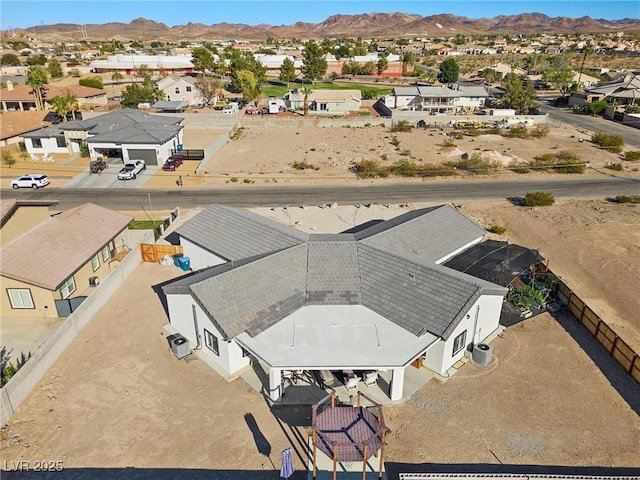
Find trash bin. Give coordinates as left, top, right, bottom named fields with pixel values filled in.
left=179, top=256, right=191, bottom=271
left=173, top=253, right=183, bottom=268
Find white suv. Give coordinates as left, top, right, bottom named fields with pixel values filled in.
left=117, top=160, right=146, bottom=180
left=11, top=174, right=50, bottom=189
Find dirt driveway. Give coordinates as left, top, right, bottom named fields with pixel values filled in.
left=2, top=262, right=638, bottom=478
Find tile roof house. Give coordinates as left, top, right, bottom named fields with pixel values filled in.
left=162, top=204, right=507, bottom=402
left=0, top=203, right=133, bottom=318
left=285, top=89, right=362, bottom=115
left=387, top=85, right=489, bottom=114
left=20, top=108, right=184, bottom=165
left=0, top=81, right=107, bottom=112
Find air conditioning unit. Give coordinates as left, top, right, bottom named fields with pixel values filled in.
left=472, top=343, right=493, bottom=366
left=169, top=334, right=190, bottom=359
left=89, top=276, right=100, bottom=287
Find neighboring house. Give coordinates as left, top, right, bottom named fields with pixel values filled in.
left=0, top=110, right=49, bottom=147
left=284, top=89, right=362, bottom=115
left=255, top=54, right=303, bottom=75
left=568, top=73, right=640, bottom=107
left=21, top=108, right=184, bottom=165
left=0, top=203, right=133, bottom=318
left=386, top=85, right=489, bottom=114
left=156, top=76, right=212, bottom=107
left=0, top=81, right=107, bottom=112
left=162, top=204, right=507, bottom=402
left=476, top=63, right=527, bottom=79
left=90, top=54, right=194, bottom=76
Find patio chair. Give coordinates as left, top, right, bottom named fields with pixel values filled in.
left=30, top=154, right=40, bottom=161
left=362, top=371, right=378, bottom=386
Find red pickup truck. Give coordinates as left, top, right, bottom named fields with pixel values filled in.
left=162, top=155, right=184, bottom=171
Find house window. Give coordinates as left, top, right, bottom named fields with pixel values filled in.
left=101, top=245, right=110, bottom=262
left=186, top=86, right=192, bottom=92
left=452, top=330, right=467, bottom=356
left=56, top=137, right=66, bottom=148
left=32, top=138, right=42, bottom=148
left=320, top=103, right=327, bottom=111
left=7, top=288, right=34, bottom=309
left=59, top=276, right=76, bottom=299
left=204, top=329, right=219, bottom=355
left=175, top=87, right=180, bottom=94
left=91, top=254, right=100, bottom=271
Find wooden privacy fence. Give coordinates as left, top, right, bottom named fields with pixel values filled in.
left=539, top=266, right=640, bottom=383
left=140, top=244, right=183, bottom=263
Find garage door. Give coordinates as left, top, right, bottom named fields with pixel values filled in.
left=127, top=149, right=157, bottom=166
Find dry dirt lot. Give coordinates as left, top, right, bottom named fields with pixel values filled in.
left=2, top=201, right=639, bottom=478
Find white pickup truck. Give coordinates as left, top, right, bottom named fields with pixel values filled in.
left=117, top=160, right=146, bottom=180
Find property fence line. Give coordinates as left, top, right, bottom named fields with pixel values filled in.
left=0, top=230, right=154, bottom=426
left=538, top=265, right=640, bottom=383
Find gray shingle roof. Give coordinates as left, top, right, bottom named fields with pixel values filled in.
left=176, top=204, right=308, bottom=261
left=356, top=204, right=486, bottom=264
left=165, top=205, right=507, bottom=342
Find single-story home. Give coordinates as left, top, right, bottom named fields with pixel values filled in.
left=90, top=54, right=194, bottom=76
left=0, top=202, right=133, bottom=318
left=20, top=108, right=184, bottom=165
left=568, top=72, right=640, bottom=107
left=284, top=89, right=362, bottom=115
left=156, top=76, right=214, bottom=107
left=162, top=204, right=507, bottom=402
left=385, top=85, right=489, bottom=114
left=0, top=82, right=107, bottom=112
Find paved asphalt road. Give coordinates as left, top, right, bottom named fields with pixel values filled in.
left=6, top=175, right=639, bottom=210
left=540, top=101, right=640, bottom=147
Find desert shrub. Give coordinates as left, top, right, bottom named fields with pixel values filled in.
left=531, top=151, right=586, bottom=174
left=605, top=163, right=624, bottom=171
left=390, top=136, right=400, bottom=148
left=510, top=162, right=530, bottom=174
left=243, top=178, right=253, bottom=183
left=390, top=120, right=412, bottom=133
left=419, top=164, right=457, bottom=178
left=390, top=159, right=419, bottom=177
left=453, top=132, right=464, bottom=140
left=504, top=125, right=528, bottom=138
left=353, top=159, right=386, bottom=178
left=532, top=124, right=550, bottom=138
left=522, top=191, right=555, bottom=207
left=625, top=104, right=640, bottom=114
left=451, top=152, right=500, bottom=174
left=1, top=150, right=16, bottom=168
left=488, top=224, right=507, bottom=234
left=399, top=148, right=411, bottom=156
left=1, top=352, right=31, bottom=387
left=612, top=195, right=640, bottom=204
left=79, top=141, right=90, bottom=157
left=380, top=153, right=388, bottom=161
left=230, top=177, right=239, bottom=182
left=591, top=132, right=624, bottom=154
left=442, top=138, right=456, bottom=147
left=623, top=151, right=640, bottom=161
left=69, top=68, right=81, bottom=77
left=291, top=160, right=318, bottom=170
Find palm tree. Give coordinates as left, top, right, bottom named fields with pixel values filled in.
left=26, top=65, right=48, bottom=110
left=301, top=86, right=312, bottom=116
left=577, top=41, right=594, bottom=89
left=66, top=93, right=79, bottom=120
left=50, top=95, right=70, bottom=121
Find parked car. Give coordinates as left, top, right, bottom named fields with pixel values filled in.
left=11, top=173, right=50, bottom=189
left=89, top=159, right=107, bottom=174
left=162, top=155, right=184, bottom=171
left=245, top=106, right=259, bottom=115
left=117, top=160, right=146, bottom=180
left=259, top=107, right=270, bottom=115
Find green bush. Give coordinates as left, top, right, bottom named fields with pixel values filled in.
left=390, top=120, right=412, bottom=133
left=1, top=150, right=16, bottom=167
left=442, top=138, right=456, bottom=147
left=390, top=159, right=419, bottom=177
left=451, top=153, right=501, bottom=174
left=612, top=195, right=640, bottom=204
left=1, top=351, right=31, bottom=387
left=243, top=178, right=253, bottom=183
left=79, top=76, right=104, bottom=89
left=532, top=124, right=550, bottom=138
left=505, top=125, right=528, bottom=139
left=390, top=136, right=401, bottom=148
left=291, top=160, right=318, bottom=170
left=623, top=151, right=640, bottom=161
left=488, top=224, right=507, bottom=234
left=605, top=163, right=624, bottom=171
left=353, top=159, right=387, bottom=178
left=522, top=191, right=555, bottom=207
left=79, top=142, right=90, bottom=157
left=419, top=164, right=457, bottom=178
left=591, top=132, right=625, bottom=154
left=230, top=177, right=239, bottom=182
left=510, top=162, right=530, bottom=174
left=531, top=151, right=586, bottom=174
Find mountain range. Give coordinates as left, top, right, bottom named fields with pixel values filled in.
left=9, top=13, right=640, bottom=42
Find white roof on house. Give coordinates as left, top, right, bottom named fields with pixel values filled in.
left=90, top=54, right=193, bottom=70
left=236, top=305, right=439, bottom=369
left=255, top=54, right=303, bottom=69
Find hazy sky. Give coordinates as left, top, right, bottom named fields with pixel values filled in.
left=2, top=0, right=638, bottom=30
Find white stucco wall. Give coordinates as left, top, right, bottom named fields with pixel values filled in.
left=422, top=294, right=503, bottom=375
left=180, top=238, right=227, bottom=271
left=25, top=137, right=68, bottom=155
left=166, top=293, right=250, bottom=375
